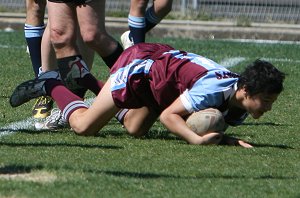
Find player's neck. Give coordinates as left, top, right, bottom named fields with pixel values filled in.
left=229, top=89, right=246, bottom=110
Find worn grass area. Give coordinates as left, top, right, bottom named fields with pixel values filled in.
left=0, top=31, right=300, bottom=198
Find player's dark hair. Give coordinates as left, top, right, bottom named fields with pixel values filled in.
left=237, top=59, right=285, bottom=96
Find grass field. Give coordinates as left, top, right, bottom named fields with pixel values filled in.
left=0, top=31, right=300, bottom=198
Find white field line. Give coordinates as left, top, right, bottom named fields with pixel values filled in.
left=219, top=57, right=300, bottom=68
left=223, top=39, right=300, bottom=45
left=0, top=98, right=95, bottom=138
left=219, top=57, right=246, bottom=68
left=0, top=44, right=26, bottom=49
left=0, top=117, right=36, bottom=137
left=262, top=57, right=300, bottom=64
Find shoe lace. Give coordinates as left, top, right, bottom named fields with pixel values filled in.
left=45, top=108, right=63, bottom=124
left=39, top=96, right=51, bottom=105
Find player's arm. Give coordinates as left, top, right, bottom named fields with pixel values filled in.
left=160, top=97, right=223, bottom=145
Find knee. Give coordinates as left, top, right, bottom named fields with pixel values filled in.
left=81, top=31, right=105, bottom=46
left=81, top=31, right=116, bottom=54
left=50, top=28, right=73, bottom=49
left=70, top=122, right=98, bottom=136
left=81, top=32, right=95, bottom=45
left=126, top=125, right=148, bottom=137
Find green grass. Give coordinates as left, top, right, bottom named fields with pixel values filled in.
left=1, top=31, right=300, bottom=198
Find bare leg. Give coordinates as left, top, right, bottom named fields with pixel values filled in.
left=41, top=22, right=94, bottom=72
left=25, top=0, right=46, bottom=76
left=152, top=0, right=173, bottom=18
left=69, top=78, right=120, bottom=135
left=41, top=24, right=57, bottom=71
left=123, top=107, right=158, bottom=137
left=47, top=2, right=78, bottom=58
left=25, top=0, right=46, bottom=26
left=76, top=32, right=95, bottom=69
left=76, top=0, right=120, bottom=58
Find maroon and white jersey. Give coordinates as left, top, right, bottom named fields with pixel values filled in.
left=110, top=43, right=248, bottom=126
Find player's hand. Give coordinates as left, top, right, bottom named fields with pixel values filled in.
left=237, top=140, right=253, bottom=148
left=220, top=135, right=253, bottom=148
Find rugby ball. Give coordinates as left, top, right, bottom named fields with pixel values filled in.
left=186, top=108, right=226, bottom=135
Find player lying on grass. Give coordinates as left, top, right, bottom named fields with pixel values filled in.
left=10, top=43, right=285, bottom=148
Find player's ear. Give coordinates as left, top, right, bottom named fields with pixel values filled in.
left=241, top=86, right=249, bottom=98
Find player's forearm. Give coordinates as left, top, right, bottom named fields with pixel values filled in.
left=160, top=113, right=203, bottom=144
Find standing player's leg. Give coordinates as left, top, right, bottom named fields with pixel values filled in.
left=25, top=0, right=46, bottom=77
left=76, top=0, right=124, bottom=69
left=34, top=1, right=108, bottom=130
left=121, top=0, right=172, bottom=49
left=25, top=0, right=54, bottom=119
left=121, top=0, right=148, bottom=49
left=47, top=1, right=103, bottom=96
left=34, top=21, right=99, bottom=130
left=144, top=0, right=172, bottom=33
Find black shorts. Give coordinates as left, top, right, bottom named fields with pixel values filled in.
left=48, top=0, right=91, bottom=5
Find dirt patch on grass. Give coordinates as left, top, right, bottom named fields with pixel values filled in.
left=0, top=170, right=57, bottom=183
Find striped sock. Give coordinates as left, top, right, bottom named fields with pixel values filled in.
left=128, top=15, right=146, bottom=44
left=62, top=100, right=88, bottom=121
left=24, top=23, right=45, bottom=77
left=45, top=80, right=88, bottom=120
left=114, top=108, right=129, bottom=125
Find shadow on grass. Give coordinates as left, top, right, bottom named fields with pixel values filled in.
left=96, top=129, right=180, bottom=141
left=220, top=142, right=294, bottom=149
left=0, top=127, right=178, bottom=142
left=0, top=164, right=43, bottom=174
left=241, top=122, right=289, bottom=126
left=1, top=165, right=297, bottom=181
left=144, top=129, right=180, bottom=140
left=0, top=141, right=123, bottom=150
left=103, top=170, right=297, bottom=180
left=0, top=95, right=9, bottom=99
left=1, top=127, right=294, bottom=150
left=247, top=142, right=294, bottom=149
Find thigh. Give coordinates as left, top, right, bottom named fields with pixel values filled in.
left=76, top=1, right=106, bottom=34
left=124, top=107, right=158, bottom=137
left=47, top=1, right=77, bottom=37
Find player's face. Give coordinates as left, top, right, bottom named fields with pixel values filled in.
left=244, top=93, right=279, bottom=119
